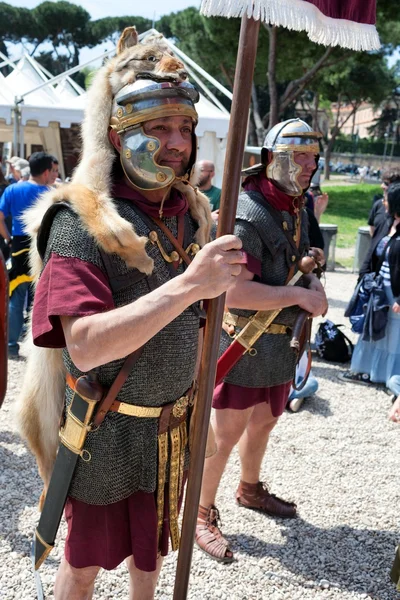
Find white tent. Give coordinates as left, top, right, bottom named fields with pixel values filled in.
left=0, top=32, right=231, bottom=185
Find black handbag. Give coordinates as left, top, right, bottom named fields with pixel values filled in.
left=315, top=320, right=354, bottom=363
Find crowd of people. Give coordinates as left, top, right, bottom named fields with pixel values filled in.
left=1, top=30, right=399, bottom=599
left=0, top=151, right=59, bottom=358
left=341, top=171, right=400, bottom=424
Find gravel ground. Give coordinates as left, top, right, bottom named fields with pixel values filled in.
left=1, top=269, right=399, bottom=600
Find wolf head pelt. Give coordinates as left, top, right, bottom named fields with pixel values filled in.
left=16, top=27, right=212, bottom=507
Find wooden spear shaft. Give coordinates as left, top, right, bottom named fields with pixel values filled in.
left=173, top=15, right=261, bottom=600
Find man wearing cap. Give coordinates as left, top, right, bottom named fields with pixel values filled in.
left=20, top=31, right=243, bottom=599
left=196, top=119, right=328, bottom=563
left=0, top=151, right=54, bottom=357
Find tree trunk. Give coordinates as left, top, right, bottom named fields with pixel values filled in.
left=325, top=95, right=342, bottom=180
left=312, top=93, right=320, bottom=131
left=351, top=108, right=357, bottom=138
left=248, top=113, right=258, bottom=146
left=251, top=83, right=265, bottom=145
left=324, top=136, right=337, bottom=180
left=267, top=25, right=278, bottom=130
left=72, top=44, right=80, bottom=67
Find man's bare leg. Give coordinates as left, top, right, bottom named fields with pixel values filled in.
left=237, top=400, right=296, bottom=518
left=54, top=558, right=100, bottom=600
left=126, top=555, right=163, bottom=600
left=200, top=406, right=253, bottom=507
left=238, top=401, right=278, bottom=483
left=196, top=406, right=253, bottom=560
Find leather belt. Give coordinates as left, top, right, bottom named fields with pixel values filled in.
left=223, top=312, right=292, bottom=335
left=66, top=373, right=194, bottom=419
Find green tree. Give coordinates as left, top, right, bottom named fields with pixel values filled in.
left=31, top=1, right=95, bottom=67
left=89, top=16, right=152, bottom=46
left=311, top=52, right=395, bottom=178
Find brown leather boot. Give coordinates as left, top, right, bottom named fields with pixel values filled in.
left=236, top=480, right=297, bottom=518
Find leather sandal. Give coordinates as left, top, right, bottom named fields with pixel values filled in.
left=236, top=481, right=297, bottom=519
left=195, top=504, right=234, bottom=563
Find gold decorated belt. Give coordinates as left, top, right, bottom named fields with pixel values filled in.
left=224, top=312, right=292, bottom=335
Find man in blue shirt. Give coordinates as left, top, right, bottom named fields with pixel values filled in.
left=0, top=152, right=53, bottom=357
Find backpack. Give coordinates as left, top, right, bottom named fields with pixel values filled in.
left=315, top=320, right=354, bottom=363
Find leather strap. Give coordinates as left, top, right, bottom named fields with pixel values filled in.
left=152, top=216, right=192, bottom=267
left=284, top=207, right=302, bottom=283
left=92, top=346, right=145, bottom=427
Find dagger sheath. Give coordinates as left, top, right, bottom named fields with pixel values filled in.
left=34, top=376, right=103, bottom=570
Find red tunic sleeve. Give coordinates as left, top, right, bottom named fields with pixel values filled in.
left=32, top=253, right=115, bottom=348
left=243, top=251, right=261, bottom=279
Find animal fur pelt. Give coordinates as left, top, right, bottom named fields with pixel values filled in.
left=15, top=26, right=213, bottom=507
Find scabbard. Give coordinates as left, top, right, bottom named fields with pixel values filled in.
left=215, top=339, right=246, bottom=386
left=391, top=546, right=400, bottom=591
left=34, top=376, right=103, bottom=570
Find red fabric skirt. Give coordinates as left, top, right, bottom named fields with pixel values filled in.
left=212, top=381, right=291, bottom=417
left=64, top=476, right=186, bottom=572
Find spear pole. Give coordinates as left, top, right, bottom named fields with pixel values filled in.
left=173, top=15, right=261, bottom=600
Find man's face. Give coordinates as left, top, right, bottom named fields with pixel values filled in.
left=49, top=162, right=59, bottom=184
left=293, top=151, right=318, bottom=189
left=41, top=169, right=52, bottom=185
left=142, top=115, right=193, bottom=177
left=198, top=164, right=214, bottom=187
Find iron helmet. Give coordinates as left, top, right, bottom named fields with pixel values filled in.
left=110, top=79, right=199, bottom=191
left=244, top=118, right=322, bottom=196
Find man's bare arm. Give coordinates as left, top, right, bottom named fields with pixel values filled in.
left=61, top=235, right=245, bottom=372
left=226, top=266, right=328, bottom=318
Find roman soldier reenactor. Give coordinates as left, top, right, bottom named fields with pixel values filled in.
left=15, top=29, right=243, bottom=599
left=196, top=119, right=328, bottom=562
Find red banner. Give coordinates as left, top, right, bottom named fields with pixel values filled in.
left=201, top=0, right=380, bottom=51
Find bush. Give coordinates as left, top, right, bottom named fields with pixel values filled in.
left=333, top=136, right=400, bottom=157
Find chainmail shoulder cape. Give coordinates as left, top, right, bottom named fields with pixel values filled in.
left=220, top=190, right=310, bottom=388
left=40, top=199, right=200, bottom=505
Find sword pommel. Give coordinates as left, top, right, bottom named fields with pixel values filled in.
left=75, top=376, right=104, bottom=403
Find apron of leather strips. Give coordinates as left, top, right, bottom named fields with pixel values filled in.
left=156, top=388, right=194, bottom=550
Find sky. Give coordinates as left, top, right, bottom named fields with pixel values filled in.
left=6, top=0, right=199, bottom=65
left=7, top=0, right=198, bottom=21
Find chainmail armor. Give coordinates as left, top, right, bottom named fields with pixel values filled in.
left=42, top=200, right=200, bottom=504
left=221, top=190, right=309, bottom=388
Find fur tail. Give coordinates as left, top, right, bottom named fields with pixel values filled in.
left=14, top=337, right=66, bottom=491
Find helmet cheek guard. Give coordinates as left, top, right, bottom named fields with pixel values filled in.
left=119, top=127, right=198, bottom=191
